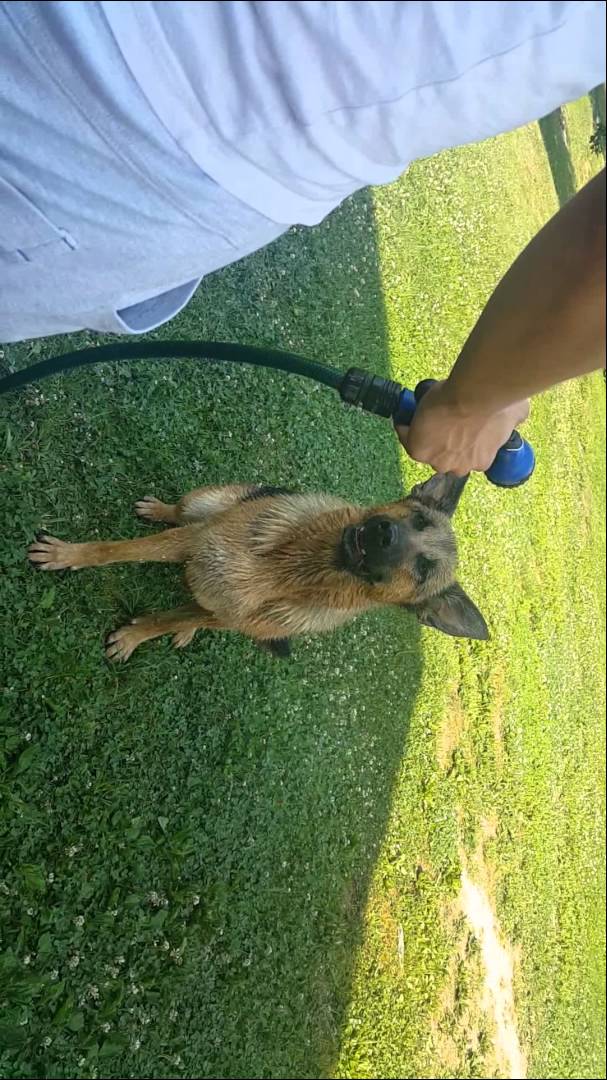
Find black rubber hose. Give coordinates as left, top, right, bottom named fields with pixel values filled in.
left=0, top=340, right=344, bottom=396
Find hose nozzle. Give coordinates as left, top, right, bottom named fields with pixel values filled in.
left=340, top=369, right=535, bottom=488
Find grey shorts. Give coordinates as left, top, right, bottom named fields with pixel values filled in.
left=0, top=1, right=286, bottom=342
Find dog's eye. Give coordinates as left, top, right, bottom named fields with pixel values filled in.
left=415, top=555, right=435, bottom=583
left=411, top=512, right=429, bottom=531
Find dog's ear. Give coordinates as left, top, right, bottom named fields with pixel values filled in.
left=409, top=473, right=468, bottom=518
left=407, top=583, right=489, bottom=640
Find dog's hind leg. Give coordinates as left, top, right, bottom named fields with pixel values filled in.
left=134, top=495, right=181, bottom=525
left=105, top=603, right=222, bottom=662
left=135, top=485, right=254, bottom=526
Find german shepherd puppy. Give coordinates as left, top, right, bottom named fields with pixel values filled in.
left=28, top=472, right=488, bottom=661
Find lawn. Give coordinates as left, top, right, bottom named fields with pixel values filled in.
left=0, top=97, right=604, bottom=1080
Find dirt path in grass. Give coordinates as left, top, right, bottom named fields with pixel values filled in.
left=459, top=871, right=527, bottom=1080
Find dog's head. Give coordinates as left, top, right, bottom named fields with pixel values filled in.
left=339, top=473, right=488, bottom=641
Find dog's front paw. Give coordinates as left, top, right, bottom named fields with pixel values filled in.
left=28, top=533, right=83, bottom=571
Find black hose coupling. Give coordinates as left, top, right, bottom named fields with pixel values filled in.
left=339, top=367, right=403, bottom=418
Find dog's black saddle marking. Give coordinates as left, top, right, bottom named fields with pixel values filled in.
left=241, top=486, right=294, bottom=503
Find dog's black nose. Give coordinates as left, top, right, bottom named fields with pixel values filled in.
left=364, top=516, right=398, bottom=554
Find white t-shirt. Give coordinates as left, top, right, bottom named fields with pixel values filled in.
left=100, top=0, right=606, bottom=225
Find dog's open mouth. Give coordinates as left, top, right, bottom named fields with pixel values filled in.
left=341, top=524, right=366, bottom=569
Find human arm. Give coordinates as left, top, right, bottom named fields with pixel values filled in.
left=397, top=168, right=606, bottom=475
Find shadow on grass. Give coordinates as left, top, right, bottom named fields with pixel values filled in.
left=538, top=107, right=577, bottom=206
left=0, top=192, right=422, bottom=1078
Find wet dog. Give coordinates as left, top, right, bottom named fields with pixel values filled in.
left=28, top=473, right=488, bottom=661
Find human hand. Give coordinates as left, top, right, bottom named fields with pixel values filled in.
left=395, top=380, right=529, bottom=476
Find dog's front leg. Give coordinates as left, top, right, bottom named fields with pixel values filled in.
left=28, top=527, right=196, bottom=571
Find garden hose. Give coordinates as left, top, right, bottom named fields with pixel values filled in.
left=0, top=339, right=535, bottom=487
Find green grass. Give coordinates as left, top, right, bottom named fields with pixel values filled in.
left=336, top=108, right=605, bottom=1080
left=1, top=98, right=604, bottom=1079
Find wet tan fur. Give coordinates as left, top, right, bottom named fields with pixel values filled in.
left=28, top=483, right=459, bottom=661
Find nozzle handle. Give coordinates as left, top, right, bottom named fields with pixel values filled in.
left=394, top=379, right=535, bottom=488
